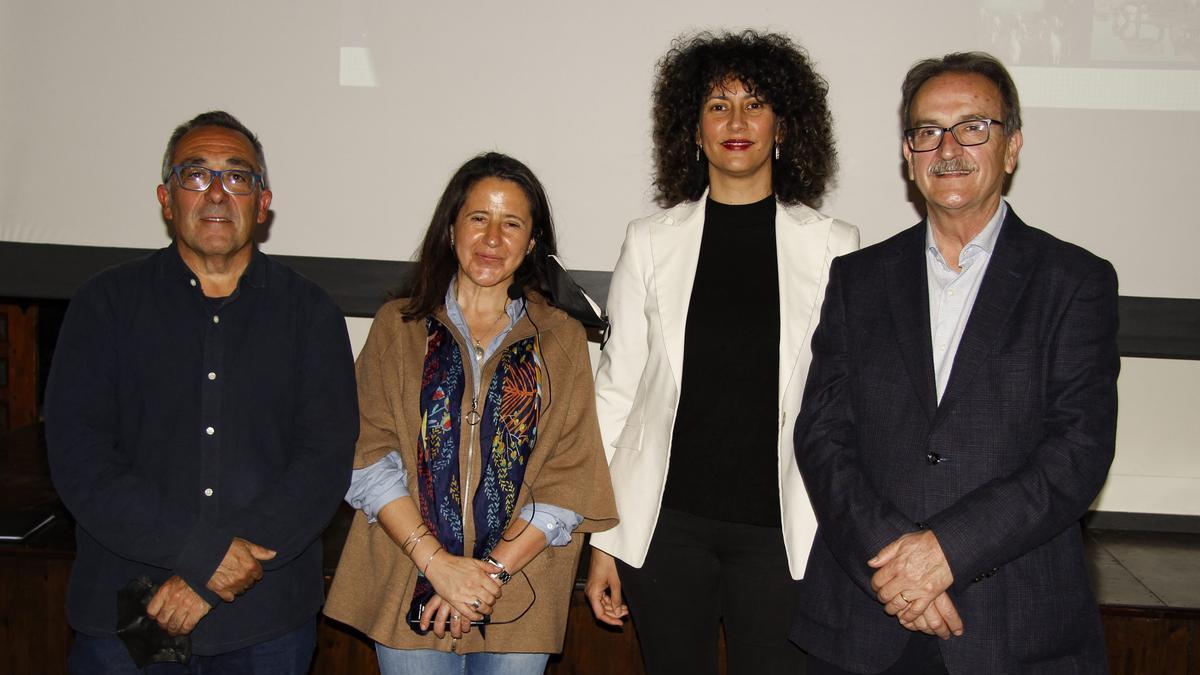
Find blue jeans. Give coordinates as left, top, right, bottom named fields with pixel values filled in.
left=375, top=644, right=550, bottom=675
left=68, top=618, right=316, bottom=674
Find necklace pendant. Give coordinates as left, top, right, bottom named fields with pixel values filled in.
left=473, top=342, right=485, bottom=362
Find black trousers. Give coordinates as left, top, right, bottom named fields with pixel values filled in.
left=808, top=632, right=948, bottom=675
left=616, top=508, right=806, bottom=675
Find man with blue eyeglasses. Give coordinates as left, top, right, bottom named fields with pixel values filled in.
left=792, top=53, right=1117, bottom=674
left=46, top=111, right=358, bottom=673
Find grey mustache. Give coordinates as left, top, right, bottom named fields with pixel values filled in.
left=929, top=159, right=975, bottom=175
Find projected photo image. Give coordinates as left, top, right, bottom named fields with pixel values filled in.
left=979, top=0, right=1200, bottom=66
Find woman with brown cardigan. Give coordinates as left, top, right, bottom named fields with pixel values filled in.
left=325, top=153, right=617, bottom=674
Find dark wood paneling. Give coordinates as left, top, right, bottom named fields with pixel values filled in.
left=0, top=554, right=73, bottom=675
left=0, top=304, right=38, bottom=431
left=313, top=616, right=380, bottom=675
left=1102, top=609, right=1200, bottom=675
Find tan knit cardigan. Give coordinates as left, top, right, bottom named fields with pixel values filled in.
left=324, top=295, right=618, bottom=654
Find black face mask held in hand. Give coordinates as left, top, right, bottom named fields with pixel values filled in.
left=116, top=576, right=191, bottom=668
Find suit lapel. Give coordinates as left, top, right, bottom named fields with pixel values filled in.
left=776, top=202, right=834, bottom=407
left=934, top=210, right=1034, bottom=422
left=885, top=224, right=938, bottom=422
left=649, top=197, right=706, bottom=391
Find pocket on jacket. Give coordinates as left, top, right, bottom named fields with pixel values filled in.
left=986, top=348, right=1035, bottom=401
left=614, top=423, right=644, bottom=452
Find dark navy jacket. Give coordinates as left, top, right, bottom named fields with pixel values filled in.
left=793, top=210, right=1118, bottom=674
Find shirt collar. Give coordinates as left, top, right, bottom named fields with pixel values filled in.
left=925, top=200, right=1008, bottom=267
left=444, top=279, right=526, bottom=334
left=158, top=243, right=268, bottom=290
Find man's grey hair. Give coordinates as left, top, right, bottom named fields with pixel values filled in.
left=900, top=51, right=1022, bottom=133
left=160, top=110, right=269, bottom=189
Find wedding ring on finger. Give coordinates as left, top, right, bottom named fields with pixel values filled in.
left=899, top=592, right=912, bottom=604
left=470, top=598, right=482, bottom=610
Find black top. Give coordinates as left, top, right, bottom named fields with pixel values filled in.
left=662, top=195, right=782, bottom=526
left=44, top=245, right=358, bottom=655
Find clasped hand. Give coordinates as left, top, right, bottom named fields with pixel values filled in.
left=146, top=576, right=210, bottom=636
left=421, top=553, right=504, bottom=639
left=868, top=530, right=963, bottom=639
left=145, top=537, right=275, bottom=636
left=207, top=537, right=276, bottom=601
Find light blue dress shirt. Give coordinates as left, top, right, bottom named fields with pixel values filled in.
left=926, top=201, right=1007, bottom=402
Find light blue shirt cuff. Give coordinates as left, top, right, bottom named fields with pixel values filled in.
left=345, top=451, right=409, bottom=523
left=346, top=451, right=581, bottom=544
left=519, top=503, right=584, bottom=547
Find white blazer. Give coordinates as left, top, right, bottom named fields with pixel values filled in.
left=589, top=193, right=859, bottom=579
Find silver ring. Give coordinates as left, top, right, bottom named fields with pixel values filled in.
left=452, top=614, right=460, bottom=622
left=470, top=598, right=481, bottom=610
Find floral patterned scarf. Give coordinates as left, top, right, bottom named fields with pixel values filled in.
left=409, top=318, right=541, bottom=624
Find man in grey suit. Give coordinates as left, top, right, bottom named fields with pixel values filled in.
left=791, top=52, right=1118, bottom=674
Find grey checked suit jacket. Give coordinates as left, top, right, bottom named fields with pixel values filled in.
left=791, top=209, right=1118, bottom=674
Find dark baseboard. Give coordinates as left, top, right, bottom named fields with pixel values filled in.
left=2, top=241, right=1196, bottom=358
left=1085, top=510, right=1200, bottom=534
left=0, top=242, right=409, bottom=319
left=1118, top=296, right=1200, bottom=360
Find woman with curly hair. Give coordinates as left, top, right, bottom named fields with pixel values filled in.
left=584, top=30, right=859, bottom=674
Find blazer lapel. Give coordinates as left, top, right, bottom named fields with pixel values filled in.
left=934, top=210, right=1034, bottom=422
left=649, top=196, right=707, bottom=391
left=776, top=202, right=834, bottom=407
left=884, top=224, right=938, bottom=422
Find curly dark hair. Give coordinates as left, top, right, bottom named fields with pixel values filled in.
left=651, top=30, right=837, bottom=208
left=401, top=152, right=560, bottom=321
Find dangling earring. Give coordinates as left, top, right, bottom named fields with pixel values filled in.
left=696, top=145, right=701, bottom=162
left=775, top=144, right=781, bottom=161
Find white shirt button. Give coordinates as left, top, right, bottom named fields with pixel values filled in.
left=212, top=315, right=220, bottom=324
left=204, top=488, right=214, bottom=497
left=206, top=426, right=215, bottom=435
left=189, top=279, right=197, bottom=287
left=207, top=372, right=217, bottom=381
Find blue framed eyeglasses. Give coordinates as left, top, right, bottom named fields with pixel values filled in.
left=165, top=165, right=263, bottom=195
